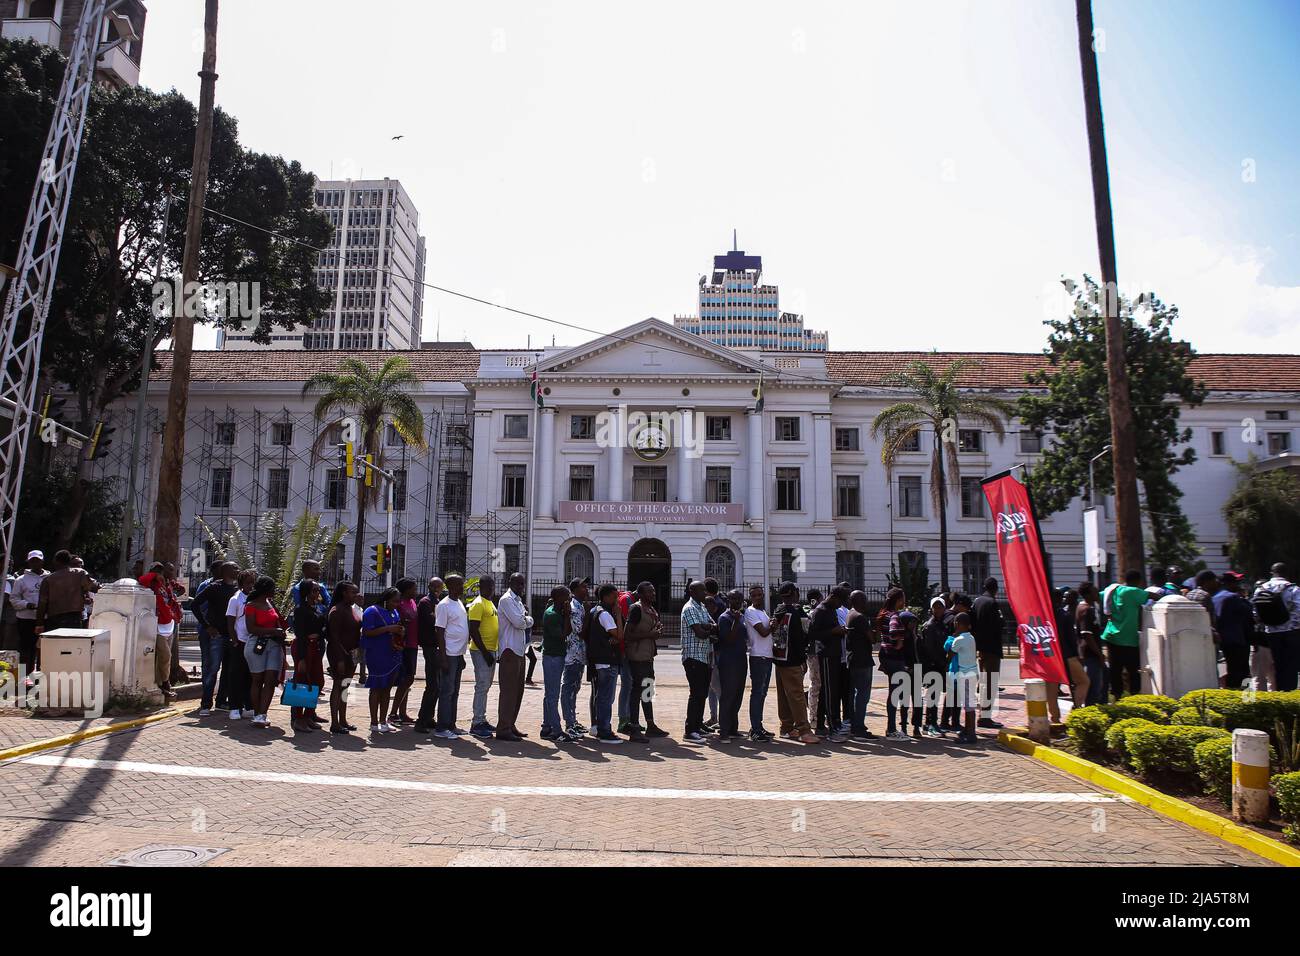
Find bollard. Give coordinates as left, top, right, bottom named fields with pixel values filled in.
left=1023, top=678, right=1051, bottom=743
left=1231, top=728, right=1271, bottom=824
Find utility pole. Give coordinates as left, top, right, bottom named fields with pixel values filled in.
left=118, top=189, right=173, bottom=578
left=1074, top=0, right=1145, bottom=579
left=153, top=0, right=219, bottom=571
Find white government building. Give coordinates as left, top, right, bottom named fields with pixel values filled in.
left=95, top=318, right=1300, bottom=603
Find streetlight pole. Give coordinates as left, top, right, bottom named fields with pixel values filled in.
left=1075, top=0, right=1145, bottom=580
left=118, top=189, right=172, bottom=577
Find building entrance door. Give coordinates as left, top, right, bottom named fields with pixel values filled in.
left=627, top=538, right=671, bottom=606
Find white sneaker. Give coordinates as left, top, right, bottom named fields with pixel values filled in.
left=229, top=709, right=242, bottom=720
left=370, top=724, right=383, bottom=734
left=198, top=708, right=211, bottom=717
left=252, top=714, right=268, bottom=727
left=432, top=728, right=458, bottom=739
left=380, top=723, right=398, bottom=733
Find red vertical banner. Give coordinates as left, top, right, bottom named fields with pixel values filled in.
left=981, top=472, right=1069, bottom=684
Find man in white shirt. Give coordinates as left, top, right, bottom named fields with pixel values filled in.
left=495, top=572, right=535, bottom=741
left=11, top=550, right=46, bottom=675
left=1255, top=563, right=1300, bottom=692
left=222, top=569, right=255, bottom=719
left=432, top=574, right=470, bottom=738
left=743, top=585, right=775, bottom=741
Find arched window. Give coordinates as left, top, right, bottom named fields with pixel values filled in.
left=705, top=546, right=736, bottom=589
left=563, top=544, right=594, bottom=583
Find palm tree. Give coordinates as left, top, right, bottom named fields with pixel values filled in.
left=302, top=357, right=426, bottom=585
left=870, top=359, right=1016, bottom=591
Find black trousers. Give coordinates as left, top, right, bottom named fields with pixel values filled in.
left=684, top=658, right=711, bottom=734
left=1223, top=643, right=1251, bottom=690
left=416, top=645, right=439, bottom=727
left=1273, top=630, right=1300, bottom=692
left=839, top=661, right=852, bottom=724
left=1107, top=643, right=1142, bottom=697
left=222, top=640, right=252, bottom=710
left=819, top=646, right=844, bottom=733
left=16, top=619, right=38, bottom=674
left=716, top=652, right=747, bottom=737
left=626, top=659, right=657, bottom=727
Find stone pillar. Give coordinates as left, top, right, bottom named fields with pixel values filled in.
left=1023, top=678, right=1051, bottom=743
left=676, top=406, right=694, bottom=503
left=1231, top=728, right=1271, bottom=823
left=470, top=409, right=492, bottom=515
left=747, top=409, right=763, bottom=522
left=812, top=412, right=833, bottom=524
left=537, top=406, right=556, bottom=518
left=606, top=404, right=624, bottom=501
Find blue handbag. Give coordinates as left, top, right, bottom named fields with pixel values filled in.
left=280, top=680, right=321, bottom=708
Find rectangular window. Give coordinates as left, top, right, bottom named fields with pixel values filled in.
left=1267, top=432, right=1292, bottom=455
left=385, top=423, right=408, bottom=447
left=209, top=468, right=232, bottom=509
left=270, top=422, right=293, bottom=447
left=503, top=414, right=528, bottom=439
left=1210, top=430, right=1226, bottom=456
left=1265, top=410, right=1289, bottom=421
left=775, top=416, right=801, bottom=441
left=705, top=466, right=731, bottom=503
left=501, top=464, right=527, bottom=507
left=267, top=468, right=290, bottom=510
left=893, top=429, right=920, bottom=453
left=215, top=422, right=235, bottom=446
left=632, top=465, right=667, bottom=502
left=504, top=545, right=521, bottom=574
left=324, top=468, right=348, bottom=511
left=706, top=415, right=732, bottom=441
left=1018, top=430, right=1042, bottom=453
left=781, top=548, right=799, bottom=582
left=836, top=475, right=861, bottom=517
left=834, top=427, right=859, bottom=451
left=775, top=467, right=802, bottom=511
left=958, top=429, right=983, bottom=453
left=836, top=550, right=865, bottom=590
left=960, top=477, right=985, bottom=518
left=569, top=464, right=595, bottom=501
left=443, top=470, right=468, bottom=513
left=570, top=414, right=595, bottom=440
left=962, top=552, right=990, bottom=595
left=391, top=469, right=408, bottom=511
left=898, top=475, right=923, bottom=517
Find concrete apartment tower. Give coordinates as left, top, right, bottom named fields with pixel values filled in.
left=0, top=0, right=146, bottom=87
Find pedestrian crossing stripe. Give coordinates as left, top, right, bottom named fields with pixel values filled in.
left=22, top=755, right=1119, bottom=803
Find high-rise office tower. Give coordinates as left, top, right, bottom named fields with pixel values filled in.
left=674, top=239, right=828, bottom=351
left=218, top=177, right=426, bottom=351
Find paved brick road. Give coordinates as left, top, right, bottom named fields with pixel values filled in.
left=0, top=673, right=1267, bottom=867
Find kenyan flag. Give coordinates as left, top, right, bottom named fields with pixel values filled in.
left=530, top=369, right=544, bottom=408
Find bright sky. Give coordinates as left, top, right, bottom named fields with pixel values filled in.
left=137, top=0, right=1300, bottom=354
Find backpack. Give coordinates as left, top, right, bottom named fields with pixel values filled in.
left=1252, top=586, right=1291, bottom=628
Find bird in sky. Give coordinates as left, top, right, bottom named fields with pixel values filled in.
left=391, top=134, right=404, bottom=140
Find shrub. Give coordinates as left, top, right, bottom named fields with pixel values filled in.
left=1274, top=771, right=1300, bottom=844
left=1100, top=701, right=1171, bottom=725
left=1118, top=694, right=1180, bottom=716
left=1105, top=717, right=1159, bottom=766
left=1193, top=736, right=1234, bottom=805
left=1171, top=706, right=1225, bottom=727
left=1065, top=706, right=1112, bottom=753
left=1178, top=689, right=1300, bottom=735
left=1126, top=725, right=1230, bottom=777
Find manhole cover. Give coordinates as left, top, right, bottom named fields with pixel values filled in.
left=109, top=845, right=229, bottom=867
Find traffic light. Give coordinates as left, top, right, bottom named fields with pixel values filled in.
left=85, top=421, right=115, bottom=460
left=337, top=441, right=355, bottom=478
left=38, top=393, right=66, bottom=444
left=363, top=453, right=374, bottom=487
left=369, top=542, right=390, bottom=577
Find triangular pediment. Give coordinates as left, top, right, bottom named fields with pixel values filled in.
left=535, top=318, right=766, bottom=378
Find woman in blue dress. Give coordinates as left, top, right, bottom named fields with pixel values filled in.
left=360, top=587, right=405, bottom=735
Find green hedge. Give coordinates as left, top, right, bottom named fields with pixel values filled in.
left=1102, top=701, right=1173, bottom=725
left=1274, top=771, right=1300, bottom=844
left=1125, top=725, right=1230, bottom=777
left=1105, top=717, right=1160, bottom=766
left=1172, top=706, right=1225, bottom=727
left=1177, top=689, right=1300, bottom=735
left=1065, top=706, right=1112, bottom=753
left=1118, top=694, right=1180, bottom=716
left=1192, top=736, right=1234, bottom=805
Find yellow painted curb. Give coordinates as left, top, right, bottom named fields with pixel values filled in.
left=998, top=730, right=1300, bottom=868
left=0, top=702, right=196, bottom=763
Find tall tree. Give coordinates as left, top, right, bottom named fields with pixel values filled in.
left=302, top=357, right=426, bottom=586
left=0, top=37, right=332, bottom=550
left=1223, top=462, right=1300, bottom=581
left=871, top=359, right=1015, bottom=591
left=1017, top=277, right=1207, bottom=572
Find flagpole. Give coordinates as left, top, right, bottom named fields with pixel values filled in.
left=526, top=362, right=541, bottom=617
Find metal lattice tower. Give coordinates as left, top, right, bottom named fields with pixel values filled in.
left=0, top=0, right=127, bottom=576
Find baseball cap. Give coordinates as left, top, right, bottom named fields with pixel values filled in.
left=1222, top=571, right=1245, bottom=582
left=26, top=549, right=43, bottom=562
left=567, top=577, right=590, bottom=590
left=930, top=596, right=945, bottom=608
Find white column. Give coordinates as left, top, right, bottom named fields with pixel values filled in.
left=676, top=406, right=694, bottom=503
left=812, top=412, right=833, bottom=523
left=537, top=407, right=556, bottom=518
left=470, top=409, right=492, bottom=515
left=606, top=405, right=624, bottom=501
left=747, top=409, right=763, bottom=522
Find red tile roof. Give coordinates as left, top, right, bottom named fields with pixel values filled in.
left=146, top=348, right=1300, bottom=393
left=149, top=349, right=479, bottom=384
left=825, top=351, right=1300, bottom=393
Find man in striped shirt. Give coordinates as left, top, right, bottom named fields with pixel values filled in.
left=680, top=580, right=717, bottom=742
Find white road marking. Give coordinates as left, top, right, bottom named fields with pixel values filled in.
left=22, top=754, right=1117, bottom=803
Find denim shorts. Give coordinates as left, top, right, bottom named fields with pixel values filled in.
left=244, top=636, right=285, bottom=675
